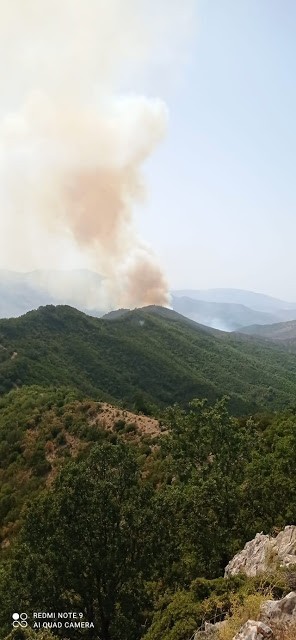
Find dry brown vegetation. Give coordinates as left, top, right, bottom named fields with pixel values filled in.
left=269, top=622, right=296, bottom=640
left=89, top=402, right=161, bottom=438
left=218, top=592, right=272, bottom=640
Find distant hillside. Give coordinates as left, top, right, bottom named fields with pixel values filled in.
left=102, top=304, right=220, bottom=334
left=172, top=288, right=296, bottom=331
left=102, top=308, right=131, bottom=320
left=239, top=319, right=296, bottom=343
left=171, top=296, right=279, bottom=331
left=172, top=288, right=296, bottom=312
left=0, top=269, right=105, bottom=318
left=2, top=272, right=296, bottom=334
left=1, top=305, right=296, bottom=413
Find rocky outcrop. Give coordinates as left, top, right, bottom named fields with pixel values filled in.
left=193, top=528, right=296, bottom=640
left=232, top=620, right=272, bottom=639
left=225, top=526, right=296, bottom=577
left=231, top=592, right=296, bottom=640
left=260, top=591, right=296, bottom=627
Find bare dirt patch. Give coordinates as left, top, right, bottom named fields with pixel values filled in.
left=89, top=402, right=161, bottom=438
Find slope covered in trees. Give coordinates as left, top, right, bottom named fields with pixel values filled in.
left=239, top=318, right=296, bottom=344
left=1, top=394, right=296, bottom=639
left=1, top=305, right=296, bottom=413
left=0, top=385, right=160, bottom=542
left=1, top=306, right=296, bottom=639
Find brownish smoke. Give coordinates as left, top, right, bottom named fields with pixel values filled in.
left=121, top=255, right=170, bottom=308
left=60, top=166, right=169, bottom=307
left=64, top=168, right=140, bottom=251
left=0, top=0, right=195, bottom=310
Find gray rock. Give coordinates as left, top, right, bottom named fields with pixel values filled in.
left=225, top=526, right=296, bottom=577
left=230, top=592, right=296, bottom=640
left=232, top=619, right=273, bottom=639
left=260, top=591, right=296, bottom=626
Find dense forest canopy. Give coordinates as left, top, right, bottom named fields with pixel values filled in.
left=0, top=308, right=296, bottom=639
left=1, top=305, right=296, bottom=413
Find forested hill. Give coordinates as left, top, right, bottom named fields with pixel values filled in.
left=239, top=318, right=296, bottom=344
left=1, top=304, right=296, bottom=413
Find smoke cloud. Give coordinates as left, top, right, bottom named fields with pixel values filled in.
left=0, top=0, right=195, bottom=310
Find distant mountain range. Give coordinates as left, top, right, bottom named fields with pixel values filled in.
left=0, top=269, right=105, bottom=318
left=1, top=269, right=296, bottom=332
left=172, top=288, right=296, bottom=311
left=171, top=296, right=279, bottom=331
left=172, top=288, right=296, bottom=331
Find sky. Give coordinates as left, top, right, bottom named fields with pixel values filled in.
left=1, top=1, right=296, bottom=302
left=137, top=0, right=296, bottom=300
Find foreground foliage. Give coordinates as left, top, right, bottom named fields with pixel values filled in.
left=1, top=390, right=296, bottom=639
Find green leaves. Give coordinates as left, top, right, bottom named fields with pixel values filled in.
left=1, top=305, right=296, bottom=413
left=2, top=391, right=296, bottom=639
left=5, top=442, right=154, bottom=640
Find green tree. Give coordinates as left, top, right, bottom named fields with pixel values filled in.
left=160, top=398, right=251, bottom=575
left=241, top=411, right=296, bottom=535
left=5, top=442, right=155, bottom=640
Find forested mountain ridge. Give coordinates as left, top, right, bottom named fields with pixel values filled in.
left=1, top=304, right=296, bottom=413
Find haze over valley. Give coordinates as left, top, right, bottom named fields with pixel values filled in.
left=2, top=268, right=296, bottom=333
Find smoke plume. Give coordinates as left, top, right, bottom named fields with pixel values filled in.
left=0, top=0, right=195, bottom=309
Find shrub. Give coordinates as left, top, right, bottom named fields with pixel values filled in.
left=56, top=431, right=66, bottom=446
left=219, top=592, right=273, bottom=640
left=114, top=419, right=126, bottom=432
left=125, top=423, right=137, bottom=434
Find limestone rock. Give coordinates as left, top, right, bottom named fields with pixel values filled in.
left=232, top=619, right=273, bottom=639
left=225, top=526, right=296, bottom=577
left=260, top=591, right=296, bottom=626
left=230, top=593, right=296, bottom=640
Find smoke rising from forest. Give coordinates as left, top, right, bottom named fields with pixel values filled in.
left=0, top=0, right=195, bottom=309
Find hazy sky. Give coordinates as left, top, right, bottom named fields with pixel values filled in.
left=137, top=1, right=296, bottom=300
left=1, top=1, right=296, bottom=302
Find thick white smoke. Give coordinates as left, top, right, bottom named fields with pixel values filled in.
left=0, top=0, right=195, bottom=309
